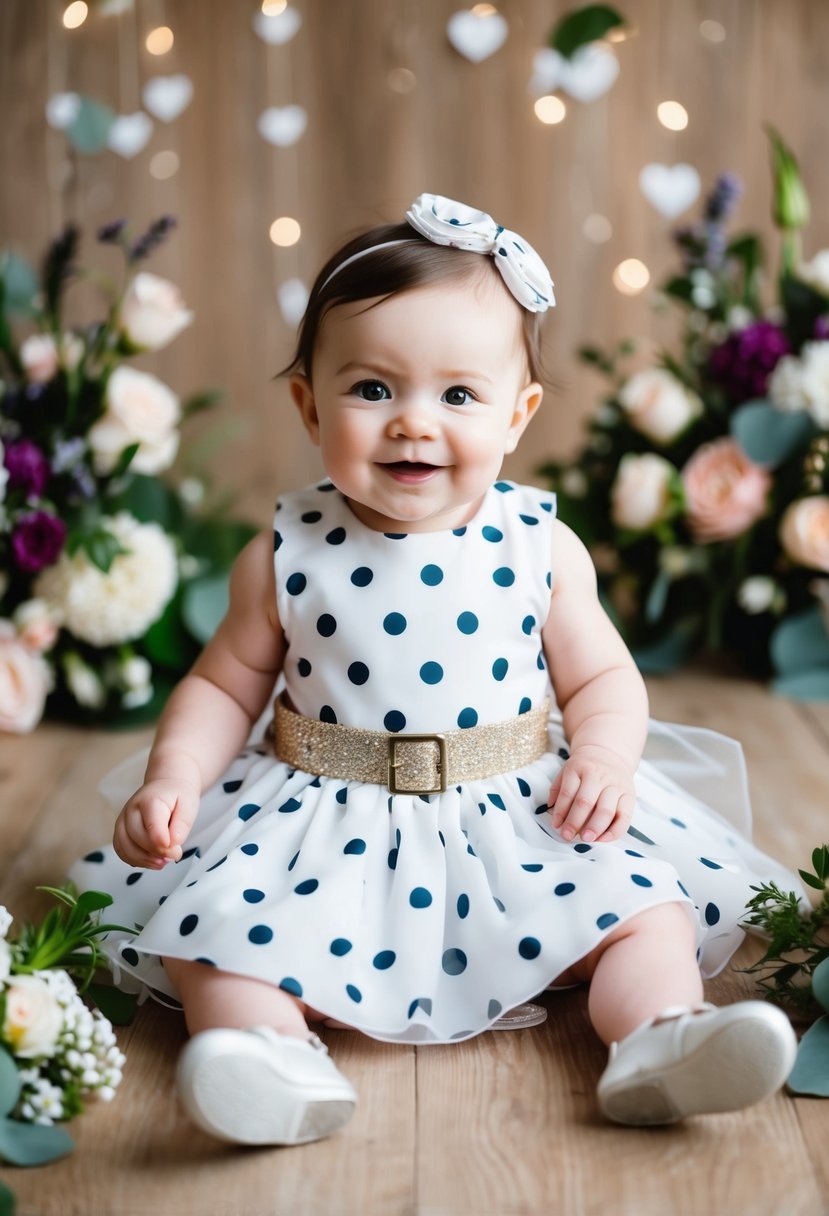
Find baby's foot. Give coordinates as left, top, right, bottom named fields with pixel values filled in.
left=597, top=1000, right=797, bottom=1125
left=176, top=1025, right=357, bottom=1145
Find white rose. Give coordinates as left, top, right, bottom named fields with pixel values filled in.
left=63, top=652, right=106, bottom=709
left=797, top=249, right=829, bottom=297
left=13, top=598, right=61, bottom=653
left=0, top=622, right=51, bottom=733
left=88, top=366, right=181, bottom=476
left=726, top=305, right=755, bottom=332
left=0, top=440, right=8, bottom=504
left=118, top=272, right=194, bottom=351
left=119, top=654, right=153, bottom=709
left=618, top=369, right=704, bottom=444
left=0, top=907, right=12, bottom=938
left=2, top=974, right=63, bottom=1058
left=35, top=513, right=178, bottom=645
left=20, top=333, right=59, bottom=384
left=769, top=353, right=809, bottom=413
left=611, top=453, right=676, bottom=531
left=0, top=939, right=11, bottom=982
left=770, top=343, right=829, bottom=425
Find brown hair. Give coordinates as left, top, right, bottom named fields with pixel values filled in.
left=283, top=221, right=545, bottom=382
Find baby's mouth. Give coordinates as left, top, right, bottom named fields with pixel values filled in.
left=381, top=460, right=442, bottom=482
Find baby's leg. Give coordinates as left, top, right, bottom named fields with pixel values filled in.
left=164, top=956, right=310, bottom=1038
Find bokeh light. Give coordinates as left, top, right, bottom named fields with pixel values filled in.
left=149, top=150, right=180, bottom=180
left=262, top=0, right=288, bottom=13
left=270, top=216, right=302, bottom=246
left=146, top=26, right=174, bottom=55
left=534, top=95, right=566, bottom=125
left=62, top=2, right=88, bottom=29
left=388, top=67, right=416, bottom=93
left=657, top=100, right=689, bottom=131
left=583, top=214, right=612, bottom=244
left=613, top=258, right=650, bottom=295
left=700, top=20, right=726, bottom=42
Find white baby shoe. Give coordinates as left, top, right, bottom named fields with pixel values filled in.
left=597, top=1000, right=797, bottom=1125
left=176, top=1025, right=357, bottom=1145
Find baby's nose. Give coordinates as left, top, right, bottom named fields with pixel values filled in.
left=387, top=398, right=440, bottom=439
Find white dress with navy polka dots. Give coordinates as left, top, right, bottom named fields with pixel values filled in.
left=70, top=480, right=802, bottom=1043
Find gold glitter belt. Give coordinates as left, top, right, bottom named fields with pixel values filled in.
left=271, top=695, right=551, bottom=796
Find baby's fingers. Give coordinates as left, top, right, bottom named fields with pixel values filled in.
left=594, top=792, right=636, bottom=843
left=580, top=787, right=622, bottom=843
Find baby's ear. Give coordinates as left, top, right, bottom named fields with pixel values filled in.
left=290, top=374, right=320, bottom=445
left=505, top=382, right=543, bottom=453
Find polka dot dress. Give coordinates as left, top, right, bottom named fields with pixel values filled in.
left=69, top=481, right=803, bottom=1044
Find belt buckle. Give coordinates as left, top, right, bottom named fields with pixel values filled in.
left=388, top=733, right=447, bottom=795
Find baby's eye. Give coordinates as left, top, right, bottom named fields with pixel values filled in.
left=352, top=380, right=391, bottom=402
left=442, top=386, right=475, bottom=406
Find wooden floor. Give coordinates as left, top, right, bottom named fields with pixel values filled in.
left=2, top=671, right=829, bottom=1216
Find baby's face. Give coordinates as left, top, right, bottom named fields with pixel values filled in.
left=291, top=274, right=542, bottom=532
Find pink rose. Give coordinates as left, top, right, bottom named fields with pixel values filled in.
left=681, top=438, right=771, bottom=542
left=0, top=623, right=51, bottom=733
left=19, top=334, right=59, bottom=384
left=779, top=497, right=829, bottom=572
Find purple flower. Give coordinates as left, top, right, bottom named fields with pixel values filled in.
left=707, top=321, right=791, bottom=403
left=11, top=511, right=67, bottom=573
left=814, top=316, right=829, bottom=341
left=704, top=173, right=743, bottom=225
left=4, top=439, right=50, bottom=498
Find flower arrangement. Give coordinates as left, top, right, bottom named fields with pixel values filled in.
left=0, top=888, right=131, bottom=1167
left=0, top=218, right=256, bottom=731
left=541, top=131, right=829, bottom=696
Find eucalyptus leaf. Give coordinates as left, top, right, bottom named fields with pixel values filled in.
left=0, top=1053, right=21, bottom=1119
left=0, top=1117, right=74, bottom=1167
left=644, top=569, right=671, bottom=624
left=550, top=4, right=625, bottom=58
left=770, top=607, right=829, bottom=676
left=632, top=623, right=697, bottom=674
left=813, top=956, right=829, bottom=1016
left=66, top=96, right=114, bottom=155
left=772, top=669, right=829, bottom=702
left=0, top=1179, right=15, bottom=1216
left=0, top=253, right=38, bottom=317
left=786, top=1014, right=829, bottom=1097
left=181, top=573, right=231, bottom=644
left=730, top=400, right=814, bottom=468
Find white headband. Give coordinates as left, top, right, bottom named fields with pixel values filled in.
left=319, top=193, right=555, bottom=314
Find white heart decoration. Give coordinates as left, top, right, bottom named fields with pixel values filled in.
left=143, top=75, right=194, bottom=122
left=529, top=43, right=618, bottom=102
left=257, top=105, right=307, bottom=147
left=46, top=92, right=81, bottom=130
left=447, top=9, right=508, bottom=63
left=639, top=163, right=701, bottom=219
left=278, top=278, right=310, bottom=327
left=107, top=111, right=154, bottom=159
left=252, top=6, right=302, bottom=45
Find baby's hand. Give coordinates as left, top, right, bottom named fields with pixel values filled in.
left=547, top=745, right=636, bottom=844
left=113, top=779, right=200, bottom=869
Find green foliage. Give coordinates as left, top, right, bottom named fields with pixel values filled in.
left=12, top=887, right=134, bottom=993
left=550, top=5, right=626, bottom=58
left=0, top=1179, right=15, bottom=1215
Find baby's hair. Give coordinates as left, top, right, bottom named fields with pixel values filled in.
left=283, top=222, right=544, bottom=382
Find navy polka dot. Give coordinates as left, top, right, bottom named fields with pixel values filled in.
left=383, top=612, right=407, bottom=635
left=317, top=614, right=337, bottom=637
left=678, top=880, right=690, bottom=897
left=410, top=887, right=433, bottom=908
left=348, top=661, right=370, bottom=685
left=301, top=510, right=322, bottom=523
left=574, top=842, right=592, bottom=853
left=280, top=977, right=303, bottom=997
left=705, top=902, right=721, bottom=925
left=287, top=572, right=308, bottom=597
left=288, top=851, right=299, bottom=871
left=457, top=611, right=478, bottom=634
left=179, top=915, right=199, bottom=936
left=554, top=882, right=575, bottom=896
left=519, top=697, right=532, bottom=714
left=238, top=803, right=260, bottom=821
left=326, top=527, right=346, bottom=545
left=336, top=787, right=348, bottom=804
left=121, top=947, right=140, bottom=966
left=351, top=566, right=373, bottom=586
left=700, top=857, right=722, bottom=869
left=493, top=567, right=515, bottom=587
left=457, top=707, right=478, bottom=728
left=522, top=863, right=543, bottom=873
left=487, top=793, right=506, bottom=809
left=492, top=657, right=508, bottom=681
left=223, top=780, right=243, bottom=793
left=248, top=925, right=273, bottom=945
left=384, top=533, right=407, bottom=540
left=243, top=888, right=265, bottom=903
left=388, top=848, right=398, bottom=870
left=494, top=481, right=513, bottom=492
left=346, top=984, right=362, bottom=1003
left=330, top=938, right=352, bottom=956
left=519, top=514, right=539, bottom=526
left=344, top=838, right=366, bottom=855
left=126, top=872, right=142, bottom=886
left=488, top=999, right=502, bottom=1019
left=319, top=705, right=337, bottom=724
left=493, top=897, right=506, bottom=912
left=482, top=526, right=503, bottom=542
left=625, top=849, right=643, bottom=858
left=420, top=662, right=443, bottom=684
left=207, top=855, right=228, bottom=870
left=442, top=948, right=467, bottom=975
left=671, top=818, right=687, bottom=829
left=84, top=850, right=104, bottom=863
left=297, top=657, right=312, bottom=677
left=295, top=879, right=319, bottom=895
left=421, top=564, right=444, bottom=586
left=274, top=530, right=282, bottom=551
left=631, top=874, right=653, bottom=887
left=457, top=893, right=469, bottom=918
left=517, top=778, right=531, bottom=797
left=627, top=825, right=656, bottom=846
left=384, top=710, right=406, bottom=731
left=409, top=998, right=433, bottom=1017
left=373, top=950, right=396, bottom=970
left=522, top=615, right=535, bottom=635
left=519, top=937, right=541, bottom=960
left=597, top=913, right=619, bottom=930
left=452, top=527, right=467, bottom=536
left=278, top=797, right=302, bottom=813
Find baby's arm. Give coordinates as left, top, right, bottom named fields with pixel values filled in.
left=541, top=520, right=648, bottom=844
left=113, top=530, right=286, bottom=869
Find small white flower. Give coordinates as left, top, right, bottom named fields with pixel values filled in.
left=0, top=906, right=12, bottom=937
left=62, top=653, right=106, bottom=710
left=659, top=546, right=694, bottom=577
left=737, top=576, right=782, bottom=614
left=178, top=477, right=206, bottom=506
left=727, top=305, right=755, bottom=331
left=0, top=938, right=12, bottom=982
left=797, top=249, right=829, bottom=297
left=560, top=468, right=588, bottom=498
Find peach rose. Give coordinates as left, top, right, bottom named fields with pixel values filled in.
left=611, top=453, right=676, bottom=531
left=681, top=438, right=771, bottom=542
left=2, top=974, right=63, bottom=1058
left=779, top=497, right=829, bottom=572
left=13, top=598, right=61, bottom=653
left=618, top=369, right=703, bottom=445
left=0, top=622, right=51, bottom=733
left=118, top=272, right=193, bottom=351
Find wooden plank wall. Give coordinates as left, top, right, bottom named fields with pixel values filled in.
left=1, top=0, right=828, bottom=527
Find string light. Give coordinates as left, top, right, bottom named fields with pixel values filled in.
left=146, top=25, right=174, bottom=55
left=613, top=259, right=650, bottom=295
left=270, top=216, right=301, bottom=247
left=700, top=20, right=726, bottom=42
left=62, top=2, right=88, bottom=29
left=261, top=0, right=288, bottom=12
left=388, top=67, right=416, bottom=93
left=534, top=95, right=566, bottom=125
left=583, top=214, right=612, bottom=244
left=149, top=150, right=180, bottom=180
left=657, top=100, right=688, bottom=131
left=471, top=4, right=499, bottom=16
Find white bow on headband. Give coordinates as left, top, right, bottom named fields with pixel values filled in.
left=405, top=193, right=555, bottom=314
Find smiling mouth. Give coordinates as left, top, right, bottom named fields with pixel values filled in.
left=383, top=461, right=438, bottom=475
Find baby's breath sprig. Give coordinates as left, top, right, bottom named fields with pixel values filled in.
left=740, top=845, right=829, bottom=1018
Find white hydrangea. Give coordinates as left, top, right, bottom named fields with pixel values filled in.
left=34, top=512, right=178, bottom=646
